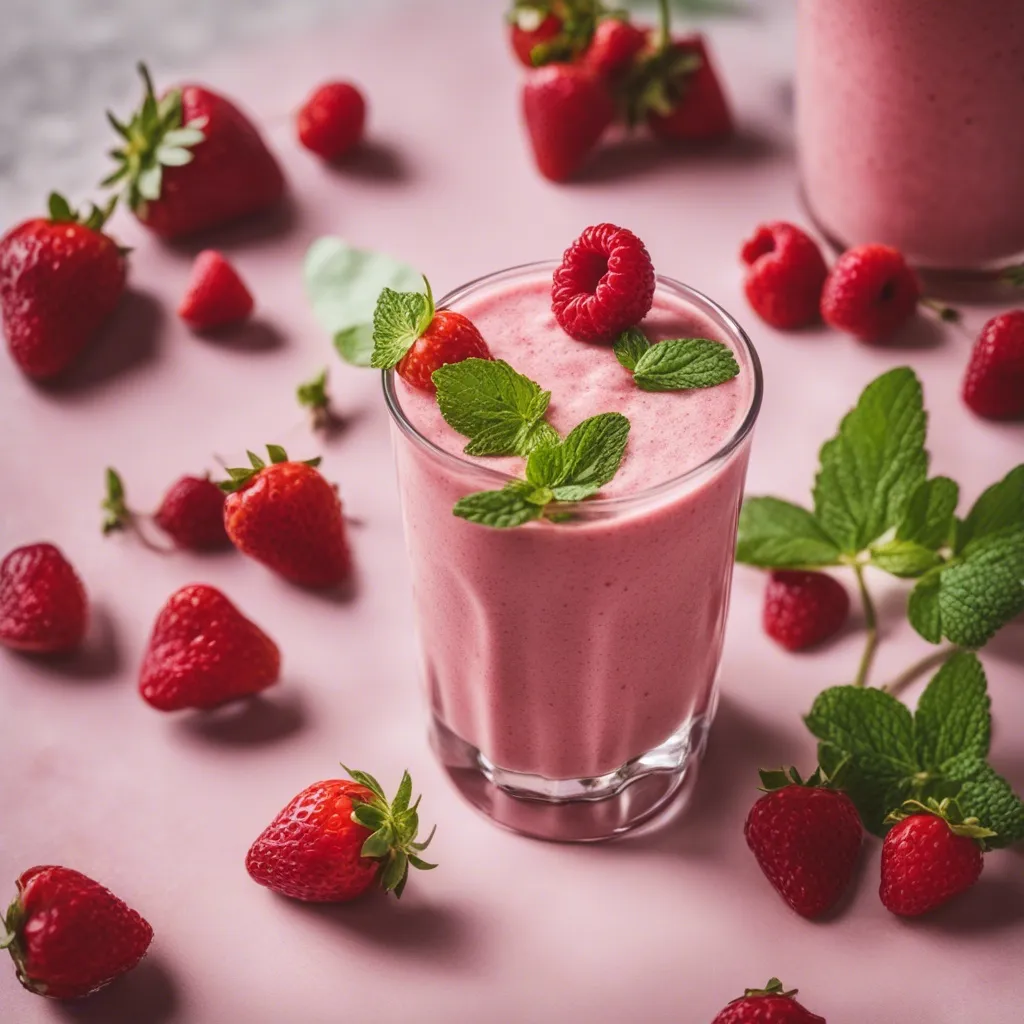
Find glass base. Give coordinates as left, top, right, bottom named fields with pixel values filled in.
left=430, top=713, right=712, bottom=842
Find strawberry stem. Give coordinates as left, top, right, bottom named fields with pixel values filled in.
left=921, top=297, right=962, bottom=325
left=882, top=645, right=962, bottom=696
left=852, top=563, right=877, bottom=688
left=656, top=0, right=672, bottom=51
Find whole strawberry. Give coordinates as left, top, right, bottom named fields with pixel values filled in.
left=962, top=310, right=1024, bottom=420
left=2, top=866, right=152, bottom=999
left=763, top=570, right=849, bottom=651
left=154, top=475, right=230, bottom=550
left=880, top=799, right=994, bottom=917
left=712, top=978, right=826, bottom=1024
left=820, top=244, right=921, bottom=343
left=369, top=278, right=492, bottom=391
left=522, top=64, right=614, bottom=182
left=246, top=766, right=436, bottom=901
left=0, top=543, right=88, bottom=654
left=745, top=767, right=863, bottom=919
left=297, top=81, right=367, bottom=161
left=221, top=445, right=351, bottom=588
left=0, top=193, right=126, bottom=379
left=104, top=63, right=284, bottom=239
left=139, top=584, right=280, bottom=711
left=741, top=222, right=829, bottom=330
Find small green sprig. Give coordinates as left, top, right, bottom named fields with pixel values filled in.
left=296, top=368, right=335, bottom=431
left=613, top=326, right=740, bottom=391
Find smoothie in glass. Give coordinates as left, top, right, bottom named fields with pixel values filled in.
left=797, top=0, right=1024, bottom=270
left=385, top=264, right=761, bottom=841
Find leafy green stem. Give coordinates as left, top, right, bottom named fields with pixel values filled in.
left=883, top=645, right=963, bottom=697
left=853, top=563, right=878, bottom=687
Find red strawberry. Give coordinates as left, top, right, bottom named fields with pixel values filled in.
left=522, top=64, right=614, bottom=182
left=763, top=570, right=849, bottom=652
left=178, top=250, right=254, bottom=330
left=551, top=223, right=655, bottom=342
left=820, top=244, right=921, bottom=343
left=139, top=583, right=280, bottom=711
left=744, top=768, right=863, bottom=919
left=581, top=18, right=648, bottom=80
left=0, top=193, right=126, bottom=380
left=0, top=543, right=88, bottom=654
left=246, top=766, right=436, bottom=901
left=2, top=866, right=152, bottom=999
left=297, top=81, right=367, bottom=161
left=221, top=445, right=351, bottom=588
left=712, top=978, right=826, bottom=1024
left=741, top=222, right=829, bottom=330
left=104, top=64, right=284, bottom=240
left=962, top=310, right=1024, bottom=420
left=510, top=8, right=565, bottom=67
left=153, top=475, right=230, bottom=550
left=880, top=800, right=993, bottom=917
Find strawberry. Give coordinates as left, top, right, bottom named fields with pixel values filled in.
left=645, top=35, right=734, bottom=143
left=510, top=7, right=564, bottom=67
left=246, top=766, right=436, bottom=901
left=962, top=310, right=1024, bottom=420
left=581, top=18, right=647, bottom=80
left=178, top=250, right=254, bottom=330
left=522, top=64, right=615, bottom=182
left=508, top=2, right=604, bottom=67
left=103, top=63, right=284, bottom=240
left=139, top=583, right=280, bottom=711
left=2, top=866, right=152, bottom=999
left=0, top=193, right=126, bottom=380
left=712, top=978, right=826, bottom=1024
left=297, top=81, right=367, bottom=161
left=763, top=570, right=849, bottom=651
left=154, top=475, right=230, bottom=550
left=745, top=767, right=863, bottom=919
left=879, top=799, right=994, bottom=917
left=0, top=543, right=88, bottom=654
left=221, top=445, right=350, bottom=588
left=741, top=222, right=829, bottom=330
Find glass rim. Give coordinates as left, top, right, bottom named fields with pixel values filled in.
left=382, top=260, right=764, bottom=515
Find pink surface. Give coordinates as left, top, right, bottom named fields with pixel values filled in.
left=1, top=2, right=1022, bottom=1021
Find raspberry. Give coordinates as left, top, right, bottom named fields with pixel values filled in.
left=297, top=81, right=367, bottom=161
left=741, top=222, right=829, bottom=329
left=397, top=310, right=492, bottom=391
left=551, top=223, right=655, bottom=342
left=763, top=570, right=849, bottom=651
left=820, top=243, right=921, bottom=343
left=962, top=310, right=1024, bottom=420
left=178, top=250, right=254, bottom=331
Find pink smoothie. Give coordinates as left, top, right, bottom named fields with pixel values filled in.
left=797, top=0, right=1024, bottom=269
left=388, top=267, right=758, bottom=781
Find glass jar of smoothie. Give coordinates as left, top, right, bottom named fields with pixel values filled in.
left=796, top=0, right=1024, bottom=271
left=384, top=263, right=762, bottom=842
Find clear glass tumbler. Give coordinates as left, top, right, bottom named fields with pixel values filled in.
left=384, top=264, right=762, bottom=841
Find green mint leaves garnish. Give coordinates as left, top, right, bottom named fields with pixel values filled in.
left=432, top=358, right=560, bottom=458
left=370, top=278, right=435, bottom=370
left=613, top=327, right=739, bottom=392
left=807, top=653, right=1022, bottom=845
left=453, top=412, right=631, bottom=529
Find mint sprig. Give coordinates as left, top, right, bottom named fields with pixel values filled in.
left=613, top=327, right=739, bottom=392
left=454, top=412, right=631, bottom=529
left=370, top=278, right=434, bottom=369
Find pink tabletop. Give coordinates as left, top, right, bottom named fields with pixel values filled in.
left=1, top=2, right=1021, bottom=1021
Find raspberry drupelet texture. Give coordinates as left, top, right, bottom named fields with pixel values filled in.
left=763, top=570, right=849, bottom=652
left=551, top=223, right=656, bottom=342
left=741, top=222, right=829, bottom=330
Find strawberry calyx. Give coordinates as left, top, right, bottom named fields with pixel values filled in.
left=743, top=978, right=798, bottom=1000
left=341, top=764, right=438, bottom=899
left=218, top=445, right=322, bottom=494
left=1, top=894, right=37, bottom=993
left=102, top=62, right=208, bottom=213
left=101, top=467, right=133, bottom=535
left=296, top=369, right=334, bottom=430
left=757, top=764, right=846, bottom=793
left=47, top=192, right=118, bottom=233
left=884, top=797, right=998, bottom=849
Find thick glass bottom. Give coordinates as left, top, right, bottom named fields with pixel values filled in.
left=430, top=712, right=712, bottom=842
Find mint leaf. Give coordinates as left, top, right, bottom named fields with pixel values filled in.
left=914, top=652, right=990, bottom=768
left=453, top=483, right=543, bottom=529
left=955, top=465, right=1024, bottom=553
left=632, top=338, right=740, bottom=392
left=524, top=414, right=630, bottom=503
left=908, top=569, right=943, bottom=643
left=944, top=758, right=1024, bottom=849
left=869, top=539, right=942, bottom=578
left=818, top=742, right=914, bottom=836
left=735, top=497, right=842, bottom=568
left=304, top=238, right=423, bottom=364
left=613, top=327, right=651, bottom=371
left=897, top=476, right=958, bottom=550
left=370, top=283, right=433, bottom=369
left=812, top=367, right=928, bottom=554
left=432, top=359, right=556, bottom=457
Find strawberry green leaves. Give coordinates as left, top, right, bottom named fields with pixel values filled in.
left=370, top=279, right=435, bottom=369
left=807, top=653, right=1023, bottom=845
left=101, top=468, right=131, bottom=535
left=218, top=446, right=322, bottom=493
left=613, top=327, right=739, bottom=392
left=453, top=413, right=631, bottom=528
